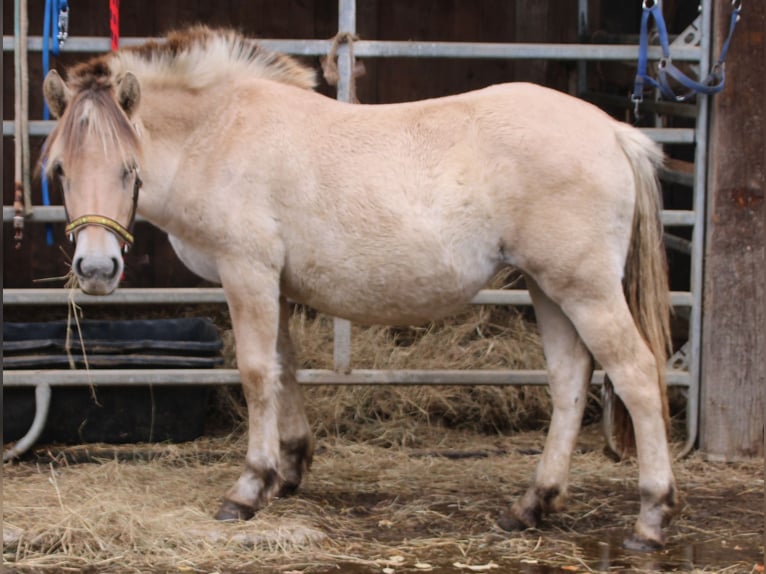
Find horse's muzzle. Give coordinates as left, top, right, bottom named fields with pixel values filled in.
left=73, top=253, right=122, bottom=295
left=70, top=227, right=125, bottom=295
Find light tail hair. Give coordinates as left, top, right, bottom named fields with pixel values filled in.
left=604, top=124, right=672, bottom=459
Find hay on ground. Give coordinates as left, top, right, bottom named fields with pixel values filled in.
left=3, top=427, right=763, bottom=573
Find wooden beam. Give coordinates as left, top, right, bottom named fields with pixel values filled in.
left=700, top=2, right=766, bottom=460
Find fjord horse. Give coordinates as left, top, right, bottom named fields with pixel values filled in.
left=42, top=26, right=677, bottom=549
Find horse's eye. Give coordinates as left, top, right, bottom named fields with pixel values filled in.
left=122, top=166, right=135, bottom=184
left=52, top=163, right=65, bottom=179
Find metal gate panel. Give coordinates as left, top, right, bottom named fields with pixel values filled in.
left=3, top=0, right=710, bottom=457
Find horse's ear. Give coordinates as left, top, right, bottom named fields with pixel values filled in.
left=117, top=72, right=141, bottom=117
left=43, top=70, right=70, bottom=119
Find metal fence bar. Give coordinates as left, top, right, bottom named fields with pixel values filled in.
left=1, top=288, right=695, bottom=307
left=0, top=205, right=699, bottom=227
left=330, top=0, right=357, bottom=373
left=3, top=368, right=692, bottom=387
left=3, top=2, right=707, bottom=456
left=576, top=0, right=589, bottom=95
left=2, top=383, right=51, bottom=462
left=682, top=0, right=714, bottom=457
left=3, top=120, right=698, bottom=143
left=2, top=36, right=702, bottom=61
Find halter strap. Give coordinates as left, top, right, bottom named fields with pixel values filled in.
left=64, top=168, right=141, bottom=252
left=65, top=214, right=134, bottom=247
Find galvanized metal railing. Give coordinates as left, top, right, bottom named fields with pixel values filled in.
left=4, top=0, right=709, bottom=458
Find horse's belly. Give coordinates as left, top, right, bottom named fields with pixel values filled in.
left=284, top=247, right=501, bottom=325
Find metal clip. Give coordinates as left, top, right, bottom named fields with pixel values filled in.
left=57, top=6, right=69, bottom=48
left=630, top=93, right=643, bottom=120
left=13, top=182, right=25, bottom=249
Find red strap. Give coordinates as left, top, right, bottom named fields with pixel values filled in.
left=110, top=0, right=120, bottom=50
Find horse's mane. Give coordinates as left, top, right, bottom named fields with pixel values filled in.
left=42, top=27, right=316, bottom=175
left=68, top=26, right=317, bottom=93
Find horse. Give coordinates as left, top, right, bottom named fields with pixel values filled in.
left=41, top=26, right=678, bottom=550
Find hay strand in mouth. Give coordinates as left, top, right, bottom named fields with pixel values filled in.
left=63, top=269, right=99, bottom=403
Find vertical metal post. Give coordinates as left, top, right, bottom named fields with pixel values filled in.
left=332, top=0, right=357, bottom=373
left=576, top=0, right=589, bottom=95
left=336, top=0, right=357, bottom=102
left=685, top=0, right=712, bottom=454
left=14, top=0, right=32, bottom=215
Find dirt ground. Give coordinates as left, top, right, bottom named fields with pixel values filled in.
left=3, top=424, right=763, bottom=574
left=4, top=304, right=764, bottom=572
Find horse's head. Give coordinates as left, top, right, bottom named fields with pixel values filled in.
left=43, top=68, right=143, bottom=295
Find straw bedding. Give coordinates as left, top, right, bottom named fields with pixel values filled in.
left=3, top=301, right=763, bottom=572
left=3, top=428, right=763, bottom=573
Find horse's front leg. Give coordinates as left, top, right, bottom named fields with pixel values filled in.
left=215, top=266, right=283, bottom=520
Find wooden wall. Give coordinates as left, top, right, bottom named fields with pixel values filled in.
left=700, top=1, right=765, bottom=460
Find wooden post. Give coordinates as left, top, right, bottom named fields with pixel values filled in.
left=700, top=1, right=766, bottom=460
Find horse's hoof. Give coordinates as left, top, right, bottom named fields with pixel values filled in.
left=277, top=481, right=300, bottom=498
left=214, top=499, right=256, bottom=521
left=623, top=532, right=664, bottom=552
left=497, top=508, right=531, bottom=532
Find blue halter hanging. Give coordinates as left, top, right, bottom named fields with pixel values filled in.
left=631, top=0, right=742, bottom=113
left=42, top=0, right=69, bottom=246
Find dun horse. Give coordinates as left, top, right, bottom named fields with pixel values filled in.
left=42, top=26, right=677, bottom=550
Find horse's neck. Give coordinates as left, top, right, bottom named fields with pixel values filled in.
left=134, top=85, right=215, bottom=233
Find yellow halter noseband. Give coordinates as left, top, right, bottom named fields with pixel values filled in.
left=65, top=214, right=135, bottom=247
left=64, top=169, right=142, bottom=252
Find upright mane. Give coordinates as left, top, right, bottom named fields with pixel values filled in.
left=115, top=26, right=316, bottom=92
left=60, top=26, right=317, bottom=96
left=42, top=26, right=316, bottom=175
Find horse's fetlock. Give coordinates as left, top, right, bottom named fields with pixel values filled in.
left=639, top=481, right=677, bottom=513
left=536, top=485, right=563, bottom=513
left=280, top=436, right=314, bottom=466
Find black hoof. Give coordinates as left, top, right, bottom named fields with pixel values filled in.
left=214, top=498, right=256, bottom=521
left=277, top=481, right=300, bottom=498
left=623, top=533, right=664, bottom=552
left=497, top=508, right=533, bottom=532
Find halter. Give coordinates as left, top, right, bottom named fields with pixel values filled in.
left=64, top=167, right=142, bottom=253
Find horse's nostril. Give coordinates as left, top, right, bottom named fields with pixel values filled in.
left=74, top=257, right=87, bottom=278
left=109, top=257, right=120, bottom=280
left=73, top=256, right=120, bottom=281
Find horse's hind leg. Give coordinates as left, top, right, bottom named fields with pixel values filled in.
left=555, top=281, right=677, bottom=549
left=276, top=297, right=314, bottom=497
left=499, top=276, right=593, bottom=531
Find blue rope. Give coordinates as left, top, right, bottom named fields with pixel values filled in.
left=42, top=0, right=68, bottom=245
left=632, top=0, right=742, bottom=110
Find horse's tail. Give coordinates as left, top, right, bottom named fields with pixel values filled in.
left=605, top=124, right=672, bottom=459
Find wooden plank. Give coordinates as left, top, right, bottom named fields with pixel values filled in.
left=700, top=1, right=766, bottom=460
